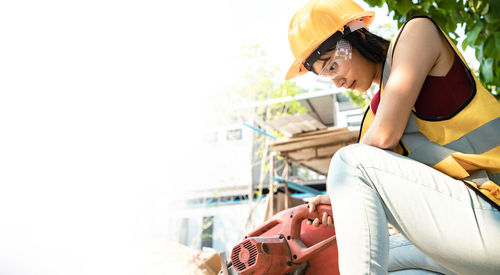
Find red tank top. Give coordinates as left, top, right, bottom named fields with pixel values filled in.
left=370, top=54, right=472, bottom=119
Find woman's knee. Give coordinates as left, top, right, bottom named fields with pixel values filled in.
left=327, top=144, right=368, bottom=187
left=330, top=143, right=396, bottom=171
left=327, top=144, right=389, bottom=190
left=329, top=144, right=371, bottom=171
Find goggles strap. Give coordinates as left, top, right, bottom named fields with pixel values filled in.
left=304, top=31, right=343, bottom=71
left=304, top=19, right=366, bottom=72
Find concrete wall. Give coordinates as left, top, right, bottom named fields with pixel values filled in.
left=196, top=123, right=254, bottom=192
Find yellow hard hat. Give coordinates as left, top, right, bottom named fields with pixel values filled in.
left=285, top=0, right=375, bottom=80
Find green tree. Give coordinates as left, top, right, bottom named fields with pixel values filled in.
left=235, top=45, right=308, bottom=200
left=365, top=0, right=500, bottom=99
left=237, top=45, right=308, bottom=127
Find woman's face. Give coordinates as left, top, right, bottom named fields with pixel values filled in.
left=312, top=46, right=379, bottom=92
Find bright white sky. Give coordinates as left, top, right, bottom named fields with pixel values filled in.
left=0, top=1, right=478, bottom=274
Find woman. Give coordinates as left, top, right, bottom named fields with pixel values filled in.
left=285, top=0, right=500, bottom=274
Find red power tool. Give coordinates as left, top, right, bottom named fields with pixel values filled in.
left=222, top=204, right=339, bottom=275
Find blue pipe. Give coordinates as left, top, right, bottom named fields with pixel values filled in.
left=291, top=191, right=326, bottom=199
left=185, top=196, right=267, bottom=208
left=243, top=122, right=277, bottom=140
left=185, top=177, right=325, bottom=208
left=185, top=191, right=325, bottom=208
left=273, top=177, right=323, bottom=196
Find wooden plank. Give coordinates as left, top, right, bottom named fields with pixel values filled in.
left=273, top=128, right=343, bottom=143
left=272, top=129, right=358, bottom=147
left=277, top=127, right=350, bottom=142
left=287, top=148, right=316, bottom=161
left=271, top=131, right=358, bottom=152
left=291, top=127, right=346, bottom=137
left=271, top=131, right=349, bottom=149
left=271, top=128, right=359, bottom=175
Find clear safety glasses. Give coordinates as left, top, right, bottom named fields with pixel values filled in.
left=316, top=39, right=352, bottom=84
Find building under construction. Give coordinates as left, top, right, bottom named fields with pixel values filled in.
left=164, top=89, right=364, bottom=274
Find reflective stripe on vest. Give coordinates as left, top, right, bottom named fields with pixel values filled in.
left=403, top=116, right=500, bottom=167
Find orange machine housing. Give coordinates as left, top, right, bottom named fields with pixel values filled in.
left=230, top=204, right=339, bottom=275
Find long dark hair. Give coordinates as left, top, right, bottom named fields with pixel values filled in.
left=344, top=28, right=389, bottom=64
left=310, top=28, right=389, bottom=74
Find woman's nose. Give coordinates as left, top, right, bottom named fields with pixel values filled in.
left=333, top=78, right=344, bottom=88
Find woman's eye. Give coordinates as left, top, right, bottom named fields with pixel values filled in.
left=329, top=62, right=338, bottom=71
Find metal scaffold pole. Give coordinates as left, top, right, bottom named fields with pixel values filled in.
left=284, top=157, right=290, bottom=210
left=269, top=152, right=275, bottom=216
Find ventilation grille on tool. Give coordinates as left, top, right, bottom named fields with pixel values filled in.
left=231, top=240, right=258, bottom=272
left=232, top=246, right=245, bottom=271
left=243, top=240, right=258, bottom=266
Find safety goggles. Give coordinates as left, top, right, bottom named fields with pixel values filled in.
left=303, top=20, right=364, bottom=84
left=316, top=39, right=352, bottom=84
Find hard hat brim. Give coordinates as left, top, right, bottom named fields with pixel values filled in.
left=285, top=10, right=375, bottom=81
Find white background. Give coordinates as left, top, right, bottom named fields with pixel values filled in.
left=0, top=0, right=477, bottom=274
left=0, top=0, right=309, bottom=274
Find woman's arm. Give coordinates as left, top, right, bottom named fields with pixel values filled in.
left=360, top=18, right=453, bottom=149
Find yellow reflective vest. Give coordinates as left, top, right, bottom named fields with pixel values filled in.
left=359, top=16, right=500, bottom=208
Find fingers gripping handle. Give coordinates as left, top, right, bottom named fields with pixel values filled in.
left=288, top=204, right=336, bottom=263
left=245, top=204, right=332, bottom=238
left=288, top=204, right=332, bottom=238
left=307, top=204, right=333, bottom=224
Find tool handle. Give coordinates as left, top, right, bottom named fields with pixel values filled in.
left=243, top=204, right=336, bottom=264
left=284, top=204, right=332, bottom=239
left=293, top=234, right=336, bottom=263
left=287, top=204, right=336, bottom=263
left=306, top=204, right=333, bottom=224
left=245, top=218, right=280, bottom=238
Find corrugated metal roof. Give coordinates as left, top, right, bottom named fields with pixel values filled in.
left=264, top=92, right=338, bottom=137
left=297, top=94, right=334, bottom=126
left=266, top=114, right=327, bottom=137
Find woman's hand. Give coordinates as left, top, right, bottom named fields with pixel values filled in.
left=307, top=194, right=334, bottom=228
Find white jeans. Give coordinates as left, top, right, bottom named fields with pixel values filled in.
left=327, top=144, right=500, bottom=274
left=388, top=234, right=453, bottom=274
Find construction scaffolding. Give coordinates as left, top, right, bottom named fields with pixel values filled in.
left=265, top=127, right=359, bottom=217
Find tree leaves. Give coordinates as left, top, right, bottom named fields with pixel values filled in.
left=394, top=0, right=413, bottom=16
left=483, top=33, right=500, bottom=60
left=484, top=0, right=500, bottom=23
left=365, top=0, right=385, bottom=8
left=439, top=0, right=458, bottom=11
left=462, top=22, right=483, bottom=51
left=481, top=58, right=494, bottom=83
